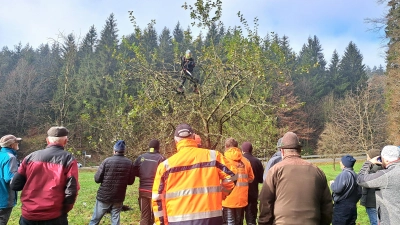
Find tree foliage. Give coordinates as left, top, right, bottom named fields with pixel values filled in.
left=0, top=3, right=385, bottom=161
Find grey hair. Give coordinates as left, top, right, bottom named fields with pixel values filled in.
left=381, top=145, right=400, bottom=162
left=174, top=134, right=194, bottom=143
left=47, top=136, right=68, bottom=144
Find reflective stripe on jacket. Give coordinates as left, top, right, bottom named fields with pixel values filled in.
left=222, top=147, right=254, bottom=208
left=152, top=139, right=236, bottom=225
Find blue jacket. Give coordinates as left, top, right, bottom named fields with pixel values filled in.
left=263, top=151, right=282, bottom=181
left=0, top=147, right=18, bottom=208
left=331, top=168, right=361, bottom=204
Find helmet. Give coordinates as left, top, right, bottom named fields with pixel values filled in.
left=185, top=49, right=192, bottom=58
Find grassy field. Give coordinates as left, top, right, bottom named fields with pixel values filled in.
left=8, top=162, right=369, bottom=225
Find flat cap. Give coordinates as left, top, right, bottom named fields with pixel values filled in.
left=47, top=126, right=69, bottom=137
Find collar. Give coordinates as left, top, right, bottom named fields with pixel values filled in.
left=176, top=139, right=198, bottom=152
left=47, top=143, right=64, bottom=147
left=386, top=159, right=400, bottom=168
left=1, top=147, right=17, bottom=156
left=282, top=154, right=301, bottom=160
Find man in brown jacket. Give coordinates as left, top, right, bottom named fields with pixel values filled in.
left=258, top=132, right=333, bottom=225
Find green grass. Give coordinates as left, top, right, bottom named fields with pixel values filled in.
left=8, top=162, right=369, bottom=224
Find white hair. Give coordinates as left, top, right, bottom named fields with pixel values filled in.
left=174, top=134, right=195, bottom=143
left=47, top=136, right=68, bottom=144
left=381, top=145, right=400, bottom=162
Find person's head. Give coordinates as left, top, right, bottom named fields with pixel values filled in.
left=174, top=123, right=195, bottom=143
left=114, top=140, right=126, bottom=154
left=46, top=126, right=69, bottom=147
left=185, top=49, right=192, bottom=58
left=149, top=139, right=160, bottom=152
left=340, top=154, right=356, bottom=169
left=279, top=132, right=302, bottom=156
left=194, top=134, right=202, bottom=148
left=224, top=138, right=238, bottom=151
left=276, top=137, right=283, bottom=151
left=241, top=141, right=253, bottom=154
left=0, top=134, right=22, bottom=150
left=366, top=149, right=380, bottom=160
left=380, top=145, right=400, bottom=168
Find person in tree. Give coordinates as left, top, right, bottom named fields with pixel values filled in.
left=177, top=50, right=198, bottom=94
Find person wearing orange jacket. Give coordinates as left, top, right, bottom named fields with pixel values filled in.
left=152, top=123, right=237, bottom=225
left=222, top=138, right=254, bottom=225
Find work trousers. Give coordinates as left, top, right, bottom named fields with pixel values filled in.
left=244, top=201, right=258, bottom=225
left=19, top=214, right=68, bottom=225
left=222, top=207, right=244, bottom=225
left=332, top=200, right=357, bottom=225
left=138, top=191, right=154, bottom=225
left=0, top=207, right=13, bottom=225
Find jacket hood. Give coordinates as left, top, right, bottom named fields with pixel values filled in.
left=224, top=147, right=243, bottom=161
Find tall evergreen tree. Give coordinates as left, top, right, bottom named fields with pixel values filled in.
left=158, top=27, right=174, bottom=68
left=339, top=41, right=367, bottom=92
left=142, top=21, right=158, bottom=63
left=205, top=22, right=219, bottom=47
left=327, top=50, right=346, bottom=96
left=95, top=13, right=120, bottom=107
left=385, top=0, right=400, bottom=144
left=52, top=33, right=79, bottom=125
left=173, top=22, right=184, bottom=55
left=79, top=25, right=98, bottom=58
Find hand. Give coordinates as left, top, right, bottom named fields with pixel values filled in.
left=369, top=156, right=382, bottom=165
left=329, top=180, right=334, bottom=186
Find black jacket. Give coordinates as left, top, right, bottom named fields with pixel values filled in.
left=95, top=153, right=135, bottom=203
left=181, top=57, right=195, bottom=73
left=243, top=152, right=264, bottom=201
left=360, top=163, right=382, bottom=208
left=133, top=151, right=165, bottom=192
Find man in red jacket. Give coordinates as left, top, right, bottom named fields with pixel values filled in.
left=11, top=126, right=80, bottom=225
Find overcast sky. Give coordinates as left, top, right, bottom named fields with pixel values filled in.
left=0, top=0, right=387, bottom=68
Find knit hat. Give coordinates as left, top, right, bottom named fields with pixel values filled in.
left=149, top=139, right=160, bottom=152
left=279, top=132, right=302, bottom=150
left=367, top=149, right=381, bottom=158
left=174, top=123, right=194, bottom=138
left=276, top=138, right=283, bottom=150
left=114, top=140, right=126, bottom=152
left=341, top=154, right=356, bottom=168
left=381, top=145, right=400, bottom=161
left=241, top=142, right=253, bottom=153
left=0, top=135, right=22, bottom=147
left=47, top=126, right=69, bottom=137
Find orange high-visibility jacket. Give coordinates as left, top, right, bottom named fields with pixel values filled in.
left=222, top=147, right=254, bottom=208
left=152, top=138, right=237, bottom=225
